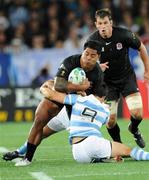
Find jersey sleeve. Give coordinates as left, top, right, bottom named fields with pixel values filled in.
left=64, top=94, right=78, bottom=105
left=55, top=57, right=72, bottom=80
left=123, top=29, right=141, bottom=50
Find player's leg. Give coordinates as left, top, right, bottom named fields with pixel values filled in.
left=3, top=106, right=69, bottom=161
left=72, top=136, right=149, bottom=163
left=123, top=72, right=145, bottom=148
left=125, top=92, right=145, bottom=147
left=106, top=100, right=122, bottom=142
left=14, top=98, right=62, bottom=166
left=130, top=147, right=149, bottom=160
left=111, top=141, right=131, bottom=157
left=18, top=126, right=57, bottom=154
left=15, top=105, right=70, bottom=166
left=105, top=85, right=122, bottom=143
left=27, top=98, right=61, bottom=145
left=106, top=99, right=122, bottom=143
left=2, top=126, right=56, bottom=161
left=111, top=141, right=149, bottom=161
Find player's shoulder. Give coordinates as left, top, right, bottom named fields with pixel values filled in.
left=114, top=26, right=129, bottom=32
left=62, top=54, right=81, bottom=66
left=113, top=26, right=131, bottom=37
left=88, top=30, right=99, bottom=40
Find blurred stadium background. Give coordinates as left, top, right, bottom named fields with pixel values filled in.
left=0, top=0, right=149, bottom=120
left=0, top=1, right=149, bottom=180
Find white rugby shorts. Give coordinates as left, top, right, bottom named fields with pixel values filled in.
left=47, top=106, right=69, bottom=131
left=72, top=136, right=111, bottom=163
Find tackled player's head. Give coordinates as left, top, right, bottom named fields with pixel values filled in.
left=93, top=83, right=108, bottom=98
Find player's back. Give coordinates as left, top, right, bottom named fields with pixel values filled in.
left=69, top=94, right=110, bottom=143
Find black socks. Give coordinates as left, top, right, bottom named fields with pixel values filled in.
left=107, top=117, right=142, bottom=143
left=107, top=123, right=122, bottom=143
left=130, top=116, right=142, bottom=133
left=25, top=142, right=37, bottom=162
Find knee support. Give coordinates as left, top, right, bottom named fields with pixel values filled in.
left=126, top=94, right=143, bottom=110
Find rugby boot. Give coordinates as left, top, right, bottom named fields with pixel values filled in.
left=128, top=123, right=145, bottom=148
left=2, top=151, right=24, bottom=161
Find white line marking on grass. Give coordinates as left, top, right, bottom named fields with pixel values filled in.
left=30, top=172, right=53, bottom=180
left=52, top=171, right=149, bottom=178
left=0, top=147, right=9, bottom=153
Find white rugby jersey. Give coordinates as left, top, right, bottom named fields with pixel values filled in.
left=64, top=94, right=110, bottom=144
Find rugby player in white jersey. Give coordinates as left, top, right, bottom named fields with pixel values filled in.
left=40, top=82, right=149, bottom=163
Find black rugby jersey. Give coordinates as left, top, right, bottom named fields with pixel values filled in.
left=88, top=27, right=141, bottom=83
left=56, top=54, right=104, bottom=95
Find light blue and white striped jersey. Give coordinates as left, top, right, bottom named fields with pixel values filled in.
left=64, top=94, right=110, bottom=144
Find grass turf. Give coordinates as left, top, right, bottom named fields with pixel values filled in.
left=0, top=120, right=149, bottom=180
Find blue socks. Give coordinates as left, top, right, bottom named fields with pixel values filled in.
left=17, top=141, right=27, bottom=155
left=130, top=147, right=149, bottom=160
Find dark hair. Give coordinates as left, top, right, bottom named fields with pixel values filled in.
left=84, top=40, right=104, bottom=54
left=93, top=83, right=108, bottom=97
left=95, top=8, right=112, bottom=20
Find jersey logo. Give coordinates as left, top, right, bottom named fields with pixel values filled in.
left=105, top=42, right=111, bottom=45
left=101, top=47, right=104, bottom=52
left=60, top=64, right=66, bottom=70
left=132, top=33, right=136, bottom=40
left=116, top=43, right=123, bottom=50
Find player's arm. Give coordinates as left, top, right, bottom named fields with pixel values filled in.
left=54, top=76, right=90, bottom=93
left=40, top=86, right=66, bottom=103
left=40, top=86, right=77, bottom=105
left=138, top=42, right=149, bottom=83
left=125, top=30, right=149, bottom=83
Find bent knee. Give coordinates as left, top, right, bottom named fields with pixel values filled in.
left=130, top=108, right=143, bottom=120
left=107, top=114, right=117, bottom=128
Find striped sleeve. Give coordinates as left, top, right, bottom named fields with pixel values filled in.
left=64, top=94, right=78, bottom=105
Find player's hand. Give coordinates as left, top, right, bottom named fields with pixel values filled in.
left=99, top=62, right=109, bottom=72
left=80, top=78, right=91, bottom=91
left=41, top=80, right=54, bottom=89
left=144, top=71, right=149, bottom=83
left=40, top=86, right=54, bottom=99
left=77, top=91, right=86, bottom=96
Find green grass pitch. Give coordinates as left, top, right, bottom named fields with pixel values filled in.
left=0, top=120, right=149, bottom=180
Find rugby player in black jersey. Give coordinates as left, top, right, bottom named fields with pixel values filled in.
left=87, top=8, right=149, bottom=148
left=3, top=40, right=105, bottom=166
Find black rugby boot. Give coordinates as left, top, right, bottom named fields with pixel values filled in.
left=2, top=151, right=24, bottom=161
left=128, top=123, right=145, bottom=148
